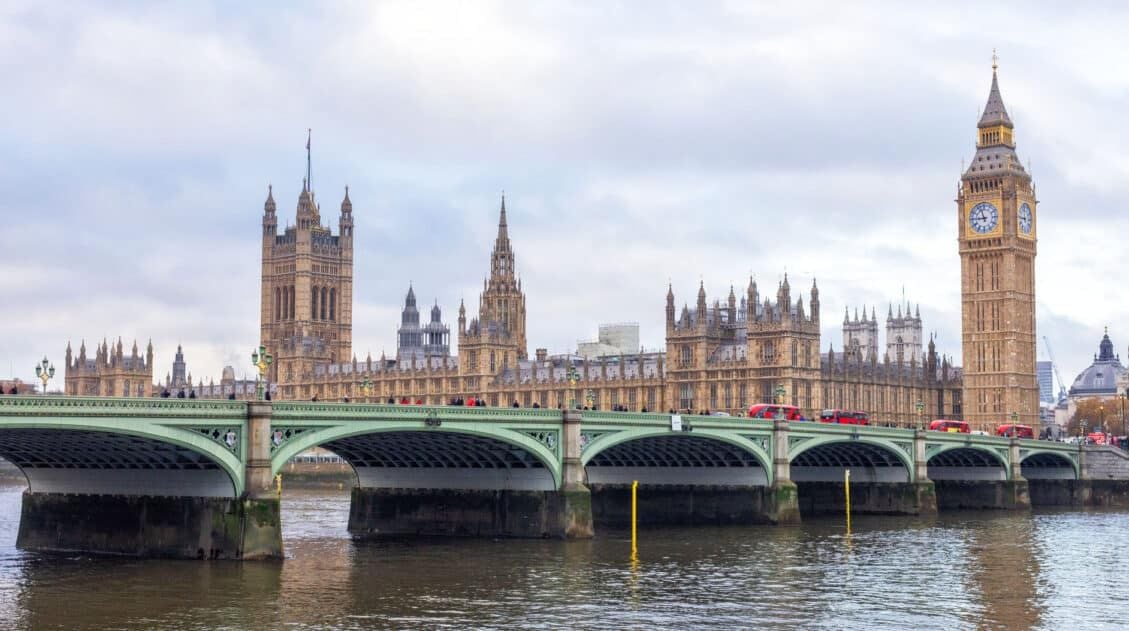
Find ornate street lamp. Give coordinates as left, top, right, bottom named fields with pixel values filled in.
left=774, top=384, right=787, bottom=421
left=358, top=378, right=374, bottom=401
left=566, top=364, right=580, bottom=409
left=251, top=345, right=273, bottom=401
left=585, top=389, right=596, bottom=410
left=34, top=357, right=55, bottom=394
left=915, top=400, right=925, bottom=431
left=1121, top=389, right=1127, bottom=439
left=1010, top=411, right=1020, bottom=438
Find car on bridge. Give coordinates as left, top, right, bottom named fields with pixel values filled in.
left=818, top=409, right=870, bottom=425
left=996, top=424, right=1034, bottom=439
left=747, top=404, right=804, bottom=421
left=929, top=419, right=970, bottom=433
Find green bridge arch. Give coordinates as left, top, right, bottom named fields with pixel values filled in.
left=270, top=420, right=564, bottom=489
left=580, top=426, right=773, bottom=482
left=788, top=434, right=915, bottom=482
left=0, top=399, right=248, bottom=496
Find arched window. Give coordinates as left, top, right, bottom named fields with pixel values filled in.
left=312, top=286, right=319, bottom=320
left=330, top=288, right=336, bottom=321
left=289, top=286, right=295, bottom=319
left=275, top=287, right=281, bottom=322
left=321, top=287, right=328, bottom=321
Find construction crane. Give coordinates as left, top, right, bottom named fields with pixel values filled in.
left=1042, top=336, right=1068, bottom=402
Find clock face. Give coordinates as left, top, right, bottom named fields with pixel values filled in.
left=969, top=202, right=999, bottom=234
left=1018, top=203, right=1033, bottom=234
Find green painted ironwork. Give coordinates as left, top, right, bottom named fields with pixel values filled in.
left=0, top=396, right=1089, bottom=494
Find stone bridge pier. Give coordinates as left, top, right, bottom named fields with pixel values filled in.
left=343, top=409, right=592, bottom=540
left=790, top=428, right=937, bottom=517
left=3, top=398, right=283, bottom=560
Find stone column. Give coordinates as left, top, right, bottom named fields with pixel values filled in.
left=1073, top=443, right=1092, bottom=504
left=912, top=429, right=937, bottom=515
left=768, top=418, right=801, bottom=524
left=556, top=408, right=593, bottom=537
left=240, top=401, right=283, bottom=559
left=245, top=401, right=275, bottom=499
left=1005, top=437, right=1031, bottom=510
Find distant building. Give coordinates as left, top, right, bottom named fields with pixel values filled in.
left=64, top=338, right=154, bottom=397
left=1067, top=330, right=1126, bottom=399
left=1037, top=360, right=1055, bottom=404
left=396, top=285, right=451, bottom=362
left=193, top=365, right=268, bottom=400
left=577, top=323, right=640, bottom=359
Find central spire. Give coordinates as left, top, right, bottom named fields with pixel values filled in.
left=490, top=193, right=515, bottom=283
left=305, top=128, right=312, bottom=192
left=979, top=53, right=1012, bottom=130
left=498, top=192, right=508, bottom=238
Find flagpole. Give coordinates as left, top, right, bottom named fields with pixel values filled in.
left=306, top=128, right=312, bottom=192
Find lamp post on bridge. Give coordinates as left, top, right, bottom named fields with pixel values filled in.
left=1010, top=411, right=1020, bottom=439
left=915, top=399, right=925, bottom=431
left=358, top=378, right=374, bottom=402
left=34, top=357, right=55, bottom=394
left=1121, top=390, right=1127, bottom=442
left=774, top=384, right=786, bottom=421
left=585, top=389, right=595, bottom=410
left=566, top=364, right=580, bottom=410
left=251, top=345, right=273, bottom=401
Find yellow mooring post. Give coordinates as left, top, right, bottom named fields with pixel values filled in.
left=844, top=468, right=851, bottom=531
left=631, top=479, right=638, bottom=558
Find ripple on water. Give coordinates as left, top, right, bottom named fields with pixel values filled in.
left=2, top=483, right=1129, bottom=629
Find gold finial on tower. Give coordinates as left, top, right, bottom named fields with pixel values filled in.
left=992, top=48, right=998, bottom=72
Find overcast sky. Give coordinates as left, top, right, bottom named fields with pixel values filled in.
left=2, top=2, right=1127, bottom=392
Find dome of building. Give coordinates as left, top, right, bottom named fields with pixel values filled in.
left=1068, top=331, right=1126, bottom=398
left=221, top=366, right=236, bottom=383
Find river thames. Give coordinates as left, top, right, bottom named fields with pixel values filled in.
left=0, top=480, right=1124, bottom=630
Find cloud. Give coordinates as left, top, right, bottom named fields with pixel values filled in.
left=1, top=1, right=1126, bottom=391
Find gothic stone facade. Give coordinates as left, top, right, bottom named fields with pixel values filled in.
left=260, top=179, right=354, bottom=397
left=664, top=281, right=962, bottom=423
left=263, top=192, right=961, bottom=425
left=64, top=338, right=154, bottom=397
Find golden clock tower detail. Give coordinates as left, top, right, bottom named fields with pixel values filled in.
left=958, top=56, right=1038, bottom=430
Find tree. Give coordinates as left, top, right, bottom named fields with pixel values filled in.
left=1065, top=398, right=1117, bottom=437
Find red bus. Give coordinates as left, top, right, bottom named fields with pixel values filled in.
left=929, top=419, right=970, bottom=433
left=819, top=409, right=870, bottom=426
left=747, top=404, right=804, bottom=421
left=996, top=424, right=1034, bottom=439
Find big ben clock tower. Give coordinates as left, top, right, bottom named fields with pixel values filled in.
left=958, top=55, right=1038, bottom=430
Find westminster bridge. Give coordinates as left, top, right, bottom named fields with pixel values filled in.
left=0, top=395, right=1123, bottom=560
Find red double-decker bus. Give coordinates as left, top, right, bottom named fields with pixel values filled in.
left=818, top=409, right=870, bottom=426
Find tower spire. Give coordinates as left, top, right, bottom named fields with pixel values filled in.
left=305, top=128, right=312, bottom=192
left=498, top=192, right=508, bottom=234
left=978, top=53, right=1012, bottom=129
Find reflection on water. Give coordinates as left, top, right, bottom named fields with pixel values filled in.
left=0, top=481, right=1126, bottom=629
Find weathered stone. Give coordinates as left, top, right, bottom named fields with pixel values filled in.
left=589, top=484, right=787, bottom=526
left=796, top=481, right=936, bottom=516
left=932, top=480, right=1031, bottom=511
left=348, top=487, right=592, bottom=539
left=16, top=491, right=282, bottom=560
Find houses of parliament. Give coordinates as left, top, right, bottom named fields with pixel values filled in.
left=67, top=62, right=1040, bottom=429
